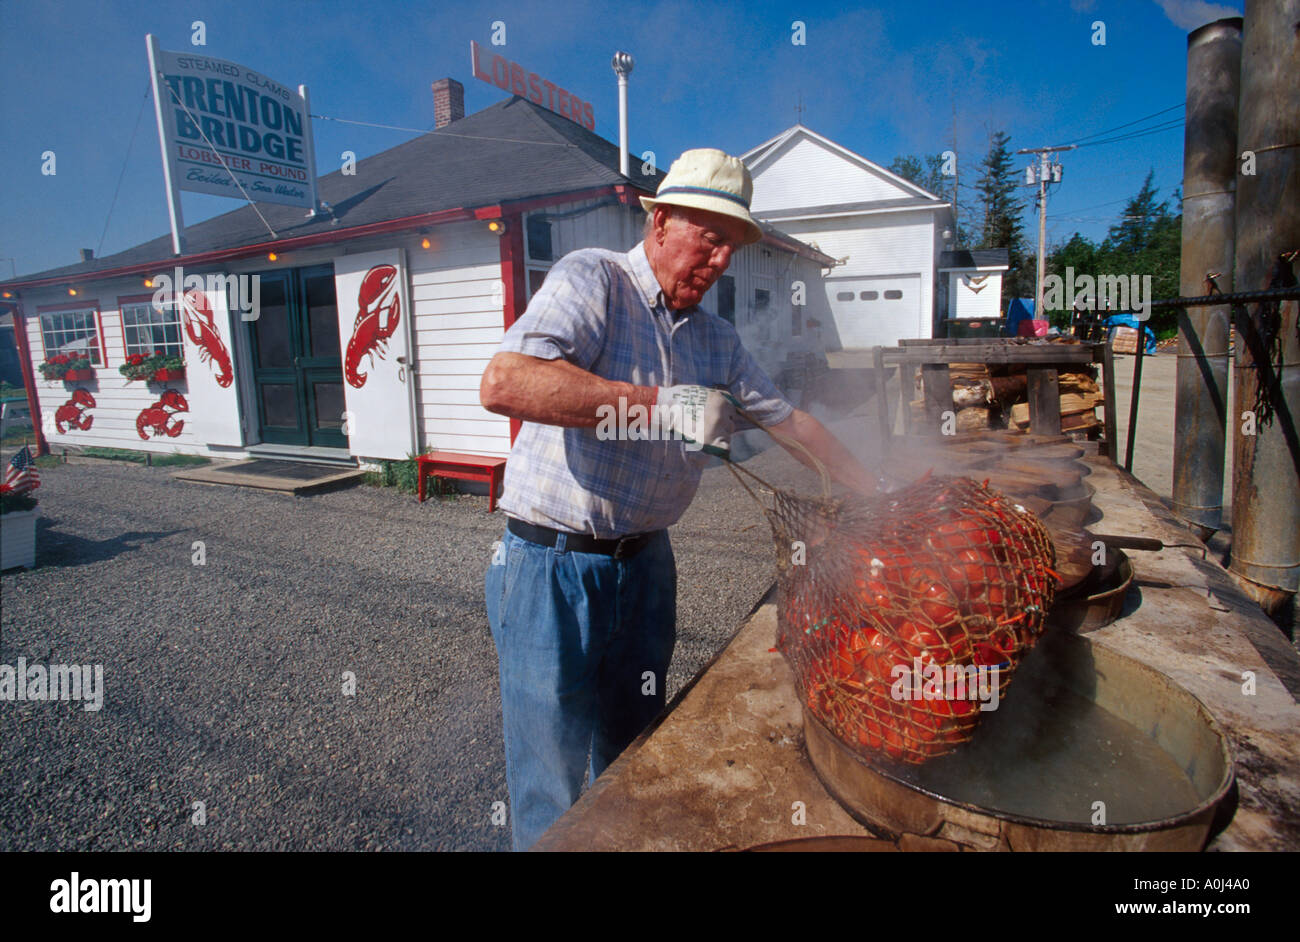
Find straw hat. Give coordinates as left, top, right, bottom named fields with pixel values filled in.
left=640, top=148, right=763, bottom=245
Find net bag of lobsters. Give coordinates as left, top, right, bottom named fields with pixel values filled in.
left=763, top=471, right=1058, bottom=765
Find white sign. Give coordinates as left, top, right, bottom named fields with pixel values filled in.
left=333, top=250, right=416, bottom=460
left=150, top=44, right=317, bottom=209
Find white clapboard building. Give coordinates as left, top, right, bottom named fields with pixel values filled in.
left=742, top=125, right=956, bottom=351
left=1, top=87, right=832, bottom=469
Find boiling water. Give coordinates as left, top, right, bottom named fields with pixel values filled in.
left=886, top=666, right=1203, bottom=826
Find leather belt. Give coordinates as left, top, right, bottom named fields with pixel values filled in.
left=507, top=517, right=660, bottom=559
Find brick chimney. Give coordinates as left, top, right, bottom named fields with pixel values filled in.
left=431, top=78, right=464, bottom=128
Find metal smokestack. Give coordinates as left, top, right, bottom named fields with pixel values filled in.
left=1172, top=17, right=1241, bottom=541
left=1229, top=0, right=1300, bottom=612
left=612, top=51, right=634, bottom=177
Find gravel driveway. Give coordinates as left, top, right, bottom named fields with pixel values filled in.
left=1, top=444, right=811, bottom=851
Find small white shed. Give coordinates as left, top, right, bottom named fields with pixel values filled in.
left=938, top=248, right=1011, bottom=322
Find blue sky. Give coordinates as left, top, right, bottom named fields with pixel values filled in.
left=0, top=0, right=1244, bottom=279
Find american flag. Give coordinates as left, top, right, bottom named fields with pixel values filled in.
left=1, top=445, right=39, bottom=496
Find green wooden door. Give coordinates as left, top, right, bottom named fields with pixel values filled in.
left=248, top=265, right=346, bottom=448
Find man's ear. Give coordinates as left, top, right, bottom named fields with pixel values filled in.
left=653, top=206, right=671, bottom=244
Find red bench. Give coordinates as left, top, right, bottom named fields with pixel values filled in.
left=417, top=450, right=508, bottom=512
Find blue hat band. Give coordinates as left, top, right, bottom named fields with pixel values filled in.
left=655, top=185, right=750, bottom=209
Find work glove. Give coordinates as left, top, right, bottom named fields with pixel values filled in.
left=656, top=385, right=739, bottom=458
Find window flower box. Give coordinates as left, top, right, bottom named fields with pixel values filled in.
left=39, top=354, right=93, bottom=381
left=120, top=351, right=185, bottom=383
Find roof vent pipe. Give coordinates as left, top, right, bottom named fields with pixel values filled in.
left=612, top=52, right=634, bottom=177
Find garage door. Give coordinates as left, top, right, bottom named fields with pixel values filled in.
left=825, top=274, right=923, bottom=349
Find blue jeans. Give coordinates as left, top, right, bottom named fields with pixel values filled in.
left=485, top=526, right=677, bottom=851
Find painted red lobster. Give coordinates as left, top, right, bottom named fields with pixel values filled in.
left=345, top=264, right=400, bottom=388
left=182, top=289, right=233, bottom=388
left=137, top=389, right=188, bottom=440
left=54, top=388, right=95, bottom=432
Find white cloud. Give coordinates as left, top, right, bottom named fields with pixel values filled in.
left=1153, top=0, right=1242, bottom=31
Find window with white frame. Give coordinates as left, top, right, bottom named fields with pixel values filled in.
left=121, top=301, right=184, bottom=358
left=524, top=213, right=554, bottom=302
left=39, top=309, right=102, bottom=365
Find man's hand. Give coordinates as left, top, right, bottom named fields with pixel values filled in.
left=657, top=385, right=738, bottom=458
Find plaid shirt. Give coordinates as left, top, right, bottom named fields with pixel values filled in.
left=495, top=241, right=795, bottom=537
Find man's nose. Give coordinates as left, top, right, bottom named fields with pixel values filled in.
left=710, top=244, right=735, bottom=268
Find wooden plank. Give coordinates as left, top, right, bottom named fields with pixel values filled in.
left=872, top=346, right=891, bottom=448
left=1009, top=394, right=1100, bottom=426
left=1061, top=412, right=1102, bottom=432
left=413, top=296, right=502, bottom=317
left=921, top=363, right=950, bottom=432
left=899, top=337, right=992, bottom=345
left=902, top=367, right=915, bottom=434
left=1058, top=372, right=1100, bottom=394
left=1101, top=340, right=1118, bottom=459
left=1027, top=367, right=1062, bottom=436
left=955, top=406, right=990, bottom=432
left=878, top=344, right=1095, bottom=366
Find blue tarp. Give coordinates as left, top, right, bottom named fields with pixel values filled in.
left=1005, top=297, right=1035, bottom=337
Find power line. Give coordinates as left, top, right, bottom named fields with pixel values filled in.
left=1073, top=119, right=1184, bottom=149
left=1052, top=195, right=1132, bottom=215
left=312, top=112, right=577, bottom=147
left=96, top=82, right=152, bottom=257
left=1066, top=103, right=1184, bottom=146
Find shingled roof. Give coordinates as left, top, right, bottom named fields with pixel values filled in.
left=5, top=96, right=669, bottom=286
left=939, top=248, right=1011, bottom=270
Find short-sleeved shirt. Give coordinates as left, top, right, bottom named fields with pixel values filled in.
left=495, top=241, right=795, bottom=537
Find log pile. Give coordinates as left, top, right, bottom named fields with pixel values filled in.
left=910, top=363, right=1102, bottom=434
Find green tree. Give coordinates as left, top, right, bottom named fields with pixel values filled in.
left=890, top=152, right=974, bottom=246
left=975, top=131, right=1032, bottom=299
left=1045, top=233, right=1100, bottom=329
left=1046, top=176, right=1183, bottom=338
left=1106, top=170, right=1167, bottom=257
left=889, top=154, right=949, bottom=200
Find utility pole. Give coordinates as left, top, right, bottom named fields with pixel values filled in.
left=951, top=101, right=959, bottom=240
left=1017, top=144, right=1074, bottom=319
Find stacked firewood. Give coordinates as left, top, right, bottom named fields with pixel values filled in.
left=910, top=363, right=1102, bottom=433
left=1009, top=372, right=1103, bottom=433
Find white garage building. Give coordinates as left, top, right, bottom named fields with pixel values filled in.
left=742, top=125, right=956, bottom=351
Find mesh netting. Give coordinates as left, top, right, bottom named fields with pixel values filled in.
left=761, top=473, right=1058, bottom=765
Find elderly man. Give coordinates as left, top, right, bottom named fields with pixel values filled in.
left=480, top=148, right=874, bottom=849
